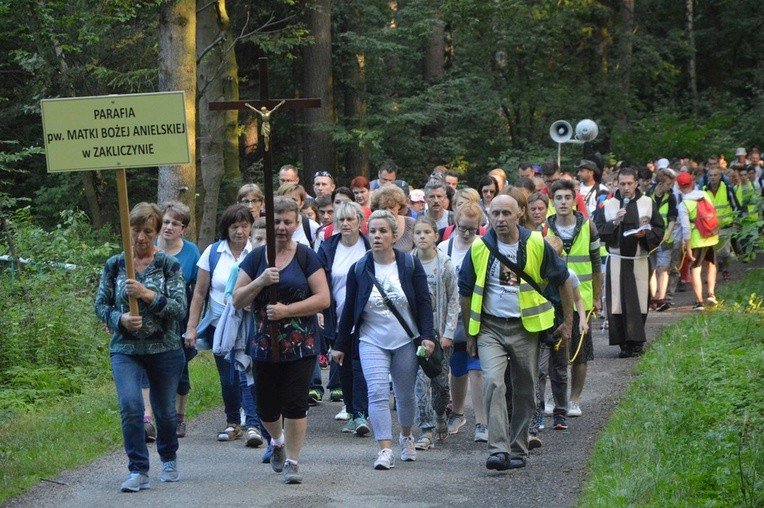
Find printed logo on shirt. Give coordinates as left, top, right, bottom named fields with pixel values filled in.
left=490, top=259, right=519, bottom=296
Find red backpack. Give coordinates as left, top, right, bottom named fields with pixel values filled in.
left=694, top=197, right=719, bottom=238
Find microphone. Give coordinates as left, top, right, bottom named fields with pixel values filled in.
left=621, top=197, right=630, bottom=208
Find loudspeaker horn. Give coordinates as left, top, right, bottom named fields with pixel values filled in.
left=574, top=119, right=598, bottom=142
left=549, top=120, right=573, bottom=144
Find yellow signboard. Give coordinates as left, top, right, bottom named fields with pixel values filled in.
left=41, top=91, right=191, bottom=173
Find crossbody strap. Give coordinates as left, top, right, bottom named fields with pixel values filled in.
left=482, top=241, right=545, bottom=295
left=365, top=268, right=416, bottom=339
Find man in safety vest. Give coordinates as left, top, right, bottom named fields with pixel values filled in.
left=702, top=165, right=741, bottom=281
left=677, top=172, right=720, bottom=310
left=458, top=195, right=573, bottom=471
left=546, top=180, right=602, bottom=420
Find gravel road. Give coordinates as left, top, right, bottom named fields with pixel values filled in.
left=7, top=265, right=749, bottom=508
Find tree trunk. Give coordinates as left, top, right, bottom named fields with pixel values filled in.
left=81, top=172, right=103, bottom=229
left=195, top=0, right=238, bottom=251
left=686, top=0, right=698, bottom=119
left=302, top=0, right=335, bottom=176
left=157, top=0, right=197, bottom=239
left=343, top=4, right=369, bottom=178
left=423, top=3, right=445, bottom=83
left=421, top=2, right=445, bottom=166
left=617, top=0, right=634, bottom=127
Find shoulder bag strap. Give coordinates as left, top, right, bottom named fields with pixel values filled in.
left=481, top=239, right=545, bottom=295
left=365, top=267, right=416, bottom=339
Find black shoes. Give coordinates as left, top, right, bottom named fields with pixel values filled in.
left=486, top=452, right=526, bottom=471
left=618, top=343, right=644, bottom=358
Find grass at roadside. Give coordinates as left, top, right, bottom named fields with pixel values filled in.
left=0, top=352, right=222, bottom=504
left=580, top=268, right=764, bottom=507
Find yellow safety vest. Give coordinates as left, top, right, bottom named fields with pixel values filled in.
left=705, top=181, right=733, bottom=228
left=685, top=196, right=719, bottom=248
left=548, top=219, right=594, bottom=311
left=655, top=195, right=675, bottom=244
left=735, top=182, right=759, bottom=223
left=468, top=232, right=555, bottom=335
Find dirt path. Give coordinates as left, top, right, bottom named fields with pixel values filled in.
left=6, top=263, right=756, bottom=508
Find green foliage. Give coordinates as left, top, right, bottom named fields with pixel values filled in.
left=580, top=268, right=764, bottom=507
left=0, top=354, right=222, bottom=503
left=0, top=208, right=119, bottom=414
left=1, top=0, right=763, bottom=228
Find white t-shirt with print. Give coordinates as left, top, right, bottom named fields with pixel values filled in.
left=359, top=261, right=417, bottom=350
left=482, top=240, right=521, bottom=318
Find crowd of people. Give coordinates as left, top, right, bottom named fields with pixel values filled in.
left=95, top=150, right=762, bottom=490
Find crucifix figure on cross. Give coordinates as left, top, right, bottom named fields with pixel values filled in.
left=245, top=100, right=285, bottom=152
left=209, top=57, right=321, bottom=361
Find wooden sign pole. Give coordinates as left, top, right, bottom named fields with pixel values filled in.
left=115, top=168, right=139, bottom=316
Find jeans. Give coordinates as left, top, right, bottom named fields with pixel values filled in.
left=339, top=354, right=368, bottom=418
left=215, top=352, right=241, bottom=425
left=360, top=341, right=417, bottom=442
left=239, top=371, right=270, bottom=441
left=327, top=359, right=341, bottom=391
left=111, top=348, right=185, bottom=473
left=309, top=357, right=324, bottom=394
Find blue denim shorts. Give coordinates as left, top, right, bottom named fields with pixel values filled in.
left=654, top=243, right=672, bottom=269
left=450, top=350, right=481, bottom=377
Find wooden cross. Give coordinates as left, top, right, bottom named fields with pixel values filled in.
left=209, top=57, right=321, bottom=361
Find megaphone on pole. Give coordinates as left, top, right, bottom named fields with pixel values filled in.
left=550, top=120, right=573, bottom=144
left=550, top=119, right=598, bottom=166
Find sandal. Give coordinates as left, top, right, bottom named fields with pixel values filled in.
left=217, top=423, right=242, bottom=441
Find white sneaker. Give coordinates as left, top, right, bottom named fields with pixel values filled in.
left=446, top=413, right=467, bottom=434
left=544, top=398, right=554, bottom=416
left=567, top=400, right=583, bottom=417
left=474, top=423, right=488, bottom=443
left=399, top=434, right=417, bottom=462
left=374, top=448, right=395, bottom=470
left=334, top=405, right=351, bottom=421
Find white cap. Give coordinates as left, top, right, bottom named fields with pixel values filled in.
left=656, top=158, right=670, bottom=170
left=409, top=189, right=425, bottom=203
left=735, top=147, right=747, bottom=157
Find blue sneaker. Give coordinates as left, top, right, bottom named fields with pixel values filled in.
left=261, top=444, right=274, bottom=464
left=354, top=416, right=371, bottom=437
left=120, top=472, right=150, bottom=492
left=160, top=460, right=179, bottom=482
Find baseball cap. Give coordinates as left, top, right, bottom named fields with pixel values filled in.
left=409, top=189, right=425, bottom=202
left=656, top=158, right=670, bottom=170
left=676, top=172, right=693, bottom=187
left=575, top=159, right=598, bottom=172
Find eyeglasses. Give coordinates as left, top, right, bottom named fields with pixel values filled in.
left=240, top=199, right=262, bottom=205
left=162, top=219, right=185, bottom=228
left=314, top=171, right=333, bottom=180
left=457, top=225, right=478, bottom=234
